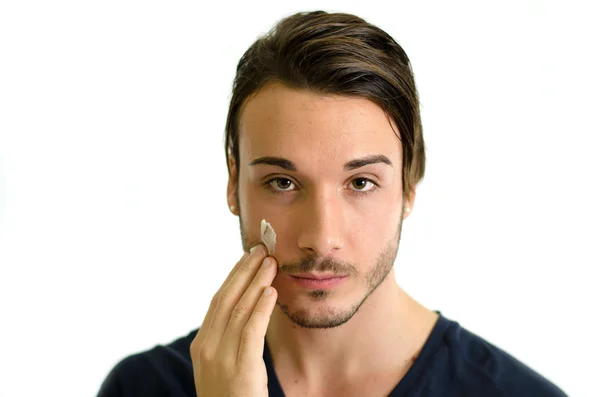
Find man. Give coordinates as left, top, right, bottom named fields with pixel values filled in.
left=97, top=10, right=567, bottom=397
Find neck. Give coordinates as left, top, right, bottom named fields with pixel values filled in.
left=265, top=270, right=439, bottom=385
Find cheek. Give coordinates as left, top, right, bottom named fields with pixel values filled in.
left=239, top=182, right=294, bottom=246
left=349, top=196, right=402, bottom=245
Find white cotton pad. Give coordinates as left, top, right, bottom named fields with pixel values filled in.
left=260, top=219, right=277, bottom=255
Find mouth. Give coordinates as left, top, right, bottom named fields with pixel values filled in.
left=289, top=273, right=347, bottom=289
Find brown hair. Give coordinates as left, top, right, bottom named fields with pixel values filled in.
left=224, top=11, right=425, bottom=199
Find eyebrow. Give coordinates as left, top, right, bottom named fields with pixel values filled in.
left=343, top=154, right=392, bottom=171
left=249, top=156, right=296, bottom=171
left=249, top=154, right=392, bottom=172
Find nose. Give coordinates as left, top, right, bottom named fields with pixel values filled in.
left=297, top=188, right=345, bottom=257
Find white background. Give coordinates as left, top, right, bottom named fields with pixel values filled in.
left=1, top=1, right=598, bottom=396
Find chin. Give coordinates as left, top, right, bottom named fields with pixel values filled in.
left=272, top=280, right=367, bottom=329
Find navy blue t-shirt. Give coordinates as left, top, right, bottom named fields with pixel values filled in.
left=96, top=314, right=567, bottom=396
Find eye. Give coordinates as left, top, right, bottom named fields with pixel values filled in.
left=349, top=178, right=376, bottom=192
left=268, top=177, right=296, bottom=192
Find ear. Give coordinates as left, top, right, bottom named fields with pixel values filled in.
left=227, top=155, right=239, bottom=216
left=403, top=189, right=416, bottom=220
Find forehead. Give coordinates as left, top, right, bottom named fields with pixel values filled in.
left=238, top=82, right=402, bottom=168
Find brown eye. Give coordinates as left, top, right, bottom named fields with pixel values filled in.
left=350, top=178, right=375, bottom=191
left=269, top=178, right=295, bottom=191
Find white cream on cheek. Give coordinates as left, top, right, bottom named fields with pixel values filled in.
left=260, top=219, right=277, bottom=255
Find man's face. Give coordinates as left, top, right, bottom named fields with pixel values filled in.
left=227, top=82, right=413, bottom=329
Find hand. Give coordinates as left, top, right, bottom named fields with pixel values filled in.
left=190, top=244, right=279, bottom=397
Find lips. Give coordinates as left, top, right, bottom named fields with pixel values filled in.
left=292, top=273, right=344, bottom=280
left=289, top=273, right=347, bottom=289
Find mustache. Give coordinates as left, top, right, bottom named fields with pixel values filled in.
left=279, top=256, right=359, bottom=276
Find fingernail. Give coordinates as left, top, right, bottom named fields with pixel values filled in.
left=263, top=287, right=273, bottom=296
left=250, top=244, right=262, bottom=254
left=262, top=257, right=272, bottom=267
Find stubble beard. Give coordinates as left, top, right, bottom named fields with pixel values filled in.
left=237, top=202, right=404, bottom=329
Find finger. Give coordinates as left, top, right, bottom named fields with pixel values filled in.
left=203, top=245, right=268, bottom=348
left=195, top=251, right=249, bottom=338
left=238, top=286, right=278, bottom=366
left=222, top=256, right=278, bottom=356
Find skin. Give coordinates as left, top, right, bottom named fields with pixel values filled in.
left=220, top=82, right=438, bottom=396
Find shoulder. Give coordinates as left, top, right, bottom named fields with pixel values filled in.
left=441, top=318, right=567, bottom=397
left=96, top=329, right=198, bottom=397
